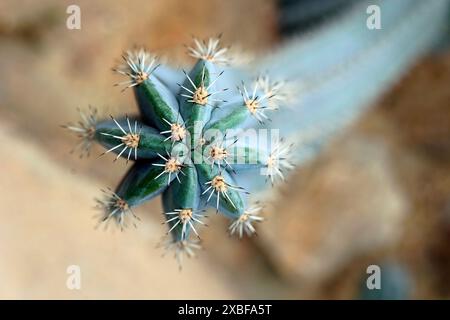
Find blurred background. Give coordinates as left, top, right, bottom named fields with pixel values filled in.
left=0, top=0, right=449, bottom=299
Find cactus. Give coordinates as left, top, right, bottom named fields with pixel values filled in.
left=63, top=0, right=450, bottom=268
left=63, top=37, right=294, bottom=267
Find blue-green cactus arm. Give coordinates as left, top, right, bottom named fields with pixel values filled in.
left=115, top=161, right=174, bottom=207
left=228, top=146, right=266, bottom=172
left=260, top=0, right=413, bottom=81
left=204, top=100, right=248, bottom=132
left=113, top=50, right=182, bottom=130
left=134, top=76, right=182, bottom=131
left=162, top=163, right=203, bottom=240
left=179, top=60, right=219, bottom=143
left=94, top=117, right=172, bottom=160
left=195, top=162, right=246, bottom=219
left=204, top=81, right=276, bottom=132
left=162, top=162, right=201, bottom=210
left=199, top=136, right=267, bottom=172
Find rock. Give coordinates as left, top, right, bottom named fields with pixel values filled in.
left=259, top=133, right=408, bottom=284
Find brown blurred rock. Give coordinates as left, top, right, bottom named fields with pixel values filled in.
left=381, top=52, right=450, bottom=159
left=259, top=133, right=408, bottom=284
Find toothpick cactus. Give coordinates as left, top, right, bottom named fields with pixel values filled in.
left=63, top=0, right=450, bottom=267
left=64, top=37, right=294, bottom=267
